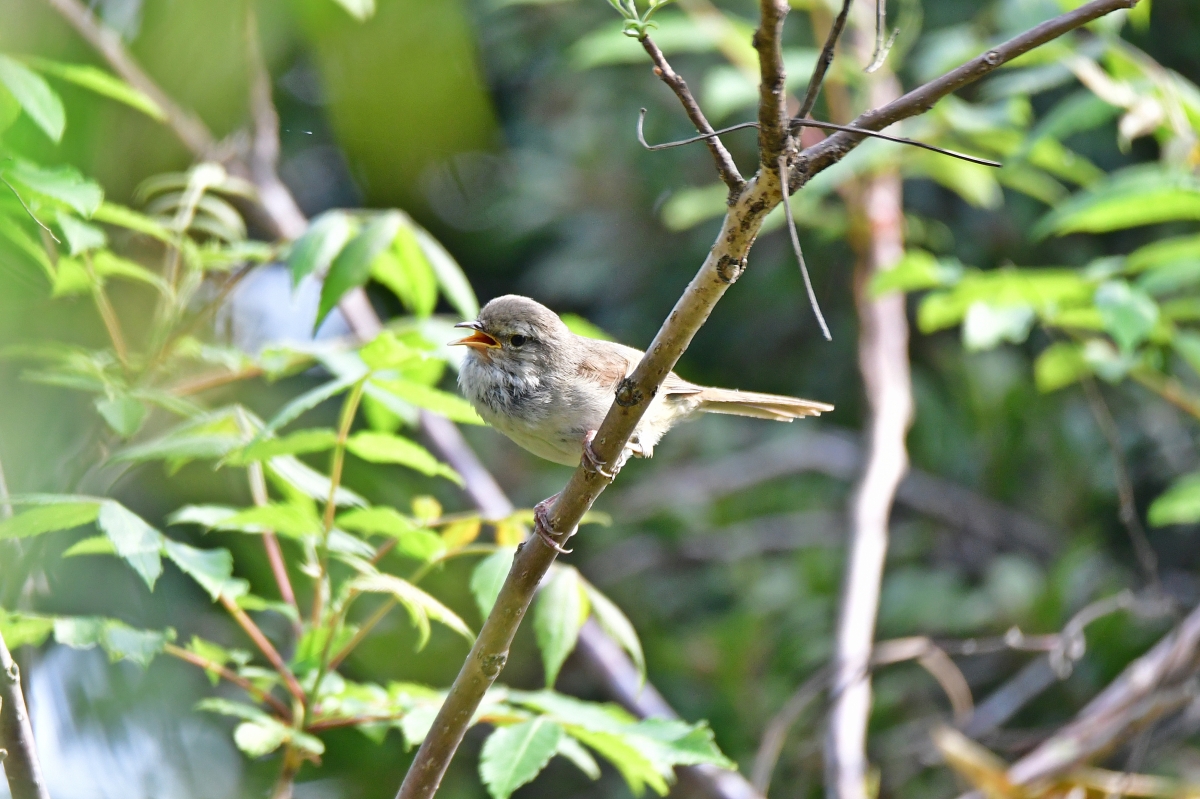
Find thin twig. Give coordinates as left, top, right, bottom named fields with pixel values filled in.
left=779, top=155, right=832, bottom=340
left=639, top=35, right=745, bottom=194
left=220, top=594, right=307, bottom=707
left=82, top=252, right=130, bottom=368
left=170, top=366, right=266, bottom=397
left=0, top=631, right=50, bottom=799
left=637, top=110, right=1002, bottom=167
left=164, top=643, right=293, bottom=721
left=864, top=0, right=898, bottom=73
left=1079, top=377, right=1160, bottom=587
left=796, top=0, right=853, bottom=121
left=247, top=460, right=302, bottom=633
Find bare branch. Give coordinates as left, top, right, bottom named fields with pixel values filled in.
left=795, top=0, right=1141, bottom=189
left=755, top=0, right=791, bottom=166
left=1008, top=600, right=1200, bottom=786
left=639, top=36, right=745, bottom=194
left=796, top=0, right=853, bottom=121
left=0, top=632, right=50, bottom=799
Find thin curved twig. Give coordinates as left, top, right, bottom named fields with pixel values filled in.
left=864, top=0, right=899, bottom=73
left=778, top=155, right=832, bottom=340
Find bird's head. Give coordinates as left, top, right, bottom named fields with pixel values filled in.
left=451, top=295, right=569, bottom=367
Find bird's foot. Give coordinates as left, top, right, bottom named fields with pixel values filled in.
left=533, top=494, right=573, bottom=555
left=581, top=430, right=616, bottom=480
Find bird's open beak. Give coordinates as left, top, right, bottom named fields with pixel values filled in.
left=451, top=321, right=500, bottom=350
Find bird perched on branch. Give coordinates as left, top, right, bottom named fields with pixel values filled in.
left=452, top=295, right=833, bottom=551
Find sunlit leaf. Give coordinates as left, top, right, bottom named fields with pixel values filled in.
left=1149, top=471, right=1200, bottom=527
left=267, top=455, right=367, bottom=507
left=95, top=394, right=147, bottom=438
left=582, top=579, right=645, bottom=684
left=287, top=209, right=354, bottom=285
left=62, top=534, right=117, bottom=557
left=471, top=548, right=516, bottom=621
left=26, top=58, right=165, bottom=120
left=479, top=719, right=563, bottom=799
left=568, top=728, right=670, bottom=796
left=346, top=431, right=463, bottom=484
left=97, top=501, right=165, bottom=589
left=0, top=610, right=55, bottom=649
left=349, top=572, right=474, bottom=648
left=534, top=566, right=589, bottom=687
left=0, top=54, right=64, bottom=142
left=556, top=734, right=601, bottom=780
left=231, top=428, right=338, bottom=464
left=162, top=539, right=248, bottom=601
left=317, top=211, right=403, bottom=329
left=370, top=378, right=484, bottom=425
left=1095, top=280, right=1159, bottom=352
left=215, top=503, right=323, bottom=539
left=2, top=160, right=103, bottom=217
left=91, top=202, right=173, bottom=243
left=57, top=214, right=106, bottom=255
left=1035, top=166, right=1200, bottom=238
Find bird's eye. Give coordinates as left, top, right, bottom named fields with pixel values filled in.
left=510, top=334, right=528, bottom=348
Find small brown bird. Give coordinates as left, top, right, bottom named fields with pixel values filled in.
left=452, top=295, right=833, bottom=551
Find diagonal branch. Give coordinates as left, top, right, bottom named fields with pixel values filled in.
left=755, top=0, right=791, bottom=166
left=640, top=35, right=745, bottom=194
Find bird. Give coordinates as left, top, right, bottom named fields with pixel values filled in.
left=452, top=295, right=833, bottom=552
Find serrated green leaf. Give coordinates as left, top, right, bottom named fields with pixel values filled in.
left=287, top=210, right=354, bottom=285
left=267, top=455, right=367, bottom=507
left=3, top=160, right=103, bottom=217
left=582, top=580, right=645, bottom=684
left=480, top=719, right=563, bottom=799
left=534, top=566, right=589, bottom=687
left=54, top=616, right=174, bottom=668
left=349, top=572, right=474, bottom=649
left=58, top=213, right=107, bottom=255
left=260, top=373, right=363, bottom=437
left=27, top=58, right=165, bottom=120
left=556, top=733, right=601, bottom=780
left=568, top=727, right=670, bottom=796
left=0, top=502, right=99, bottom=540
left=471, top=548, right=515, bottom=620
left=97, top=501, right=164, bottom=589
left=317, top=211, right=403, bottom=329
left=374, top=223, right=437, bottom=318
left=346, top=431, right=462, bottom=484
left=162, top=539, right=248, bottom=601
left=0, top=54, right=64, bottom=142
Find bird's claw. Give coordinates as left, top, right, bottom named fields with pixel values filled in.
left=582, top=431, right=616, bottom=480
left=533, top=497, right=573, bottom=555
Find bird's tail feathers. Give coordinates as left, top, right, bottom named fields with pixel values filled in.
left=697, top=388, right=833, bottom=423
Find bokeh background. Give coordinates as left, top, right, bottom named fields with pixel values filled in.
left=3, top=0, right=1200, bottom=798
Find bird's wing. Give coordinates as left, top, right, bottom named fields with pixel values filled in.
left=576, top=339, right=704, bottom=398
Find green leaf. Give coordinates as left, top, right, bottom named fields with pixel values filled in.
left=91, top=202, right=173, bottom=243
left=58, top=214, right=107, bottom=255
left=582, top=580, right=645, bottom=684
left=336, top=506, right=417, bottom=537
left=95, top=395, right=147, bottom=438
left=534, top=566, right=589, bottom=686
left=168, top=505, right=238, bottom=528
left=0, top=610, right=55, bottom=648
left=1149, top=472, right=1200, bottom=527
left=346, top=431, right=462, bottom=484
left=479, top=719, right=563, bottom=799
left=162, top=539, right=248, bottom=601
left=373, top=223, right=438, bottom=318
left=1095, top=281, right=1159, bottom=353
left=26, top=58, right=165, bottom=120
left=869, top=250, right=962, bottom=297
left=1127, top=234, right=1200, bottom=273
left=92, top=250, right=168, bottom=292
left=1034, top=342, right=1091, bottom=393
left=0, top=84, right=20, bottom=136
left=214, top=504, right=323, bottom=539
left=2, top=160, right=103, bottom=217
left=0, top=213, right=55, bottom=279
left=97, top=501, right=165, bottom=589
left=287, top=210, right=354, bottom=286
left=0, top=502, right=99, bottom=540
left=369, top=378, right=484, bottom=425
left=568, top=728, right=670, bottom=796
left=198, top=698, right=325, bottom=757
left=471, top=548, right=516, bottom=620
left=0, top=54, right=64, bottom=142
left=1035, top=167, right=1200, bottom=238
left=234, top=721, right=289, bottom=758
left=267, top=455, right=367, bottom=508
left=349, top=572, right=474, bottom=649
left=416, top=227, right=478, bottom=319
left=54, top=617, right=174, bottom=668
left=62, top=534, right=117, bottom=557
left=231, top=428, right=338, bottom=464
left=556, top=734, right=601, bottom=780
left=317, top=211, right=403, bottom=328
left=1174, top=331, right=1200, bottom=379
